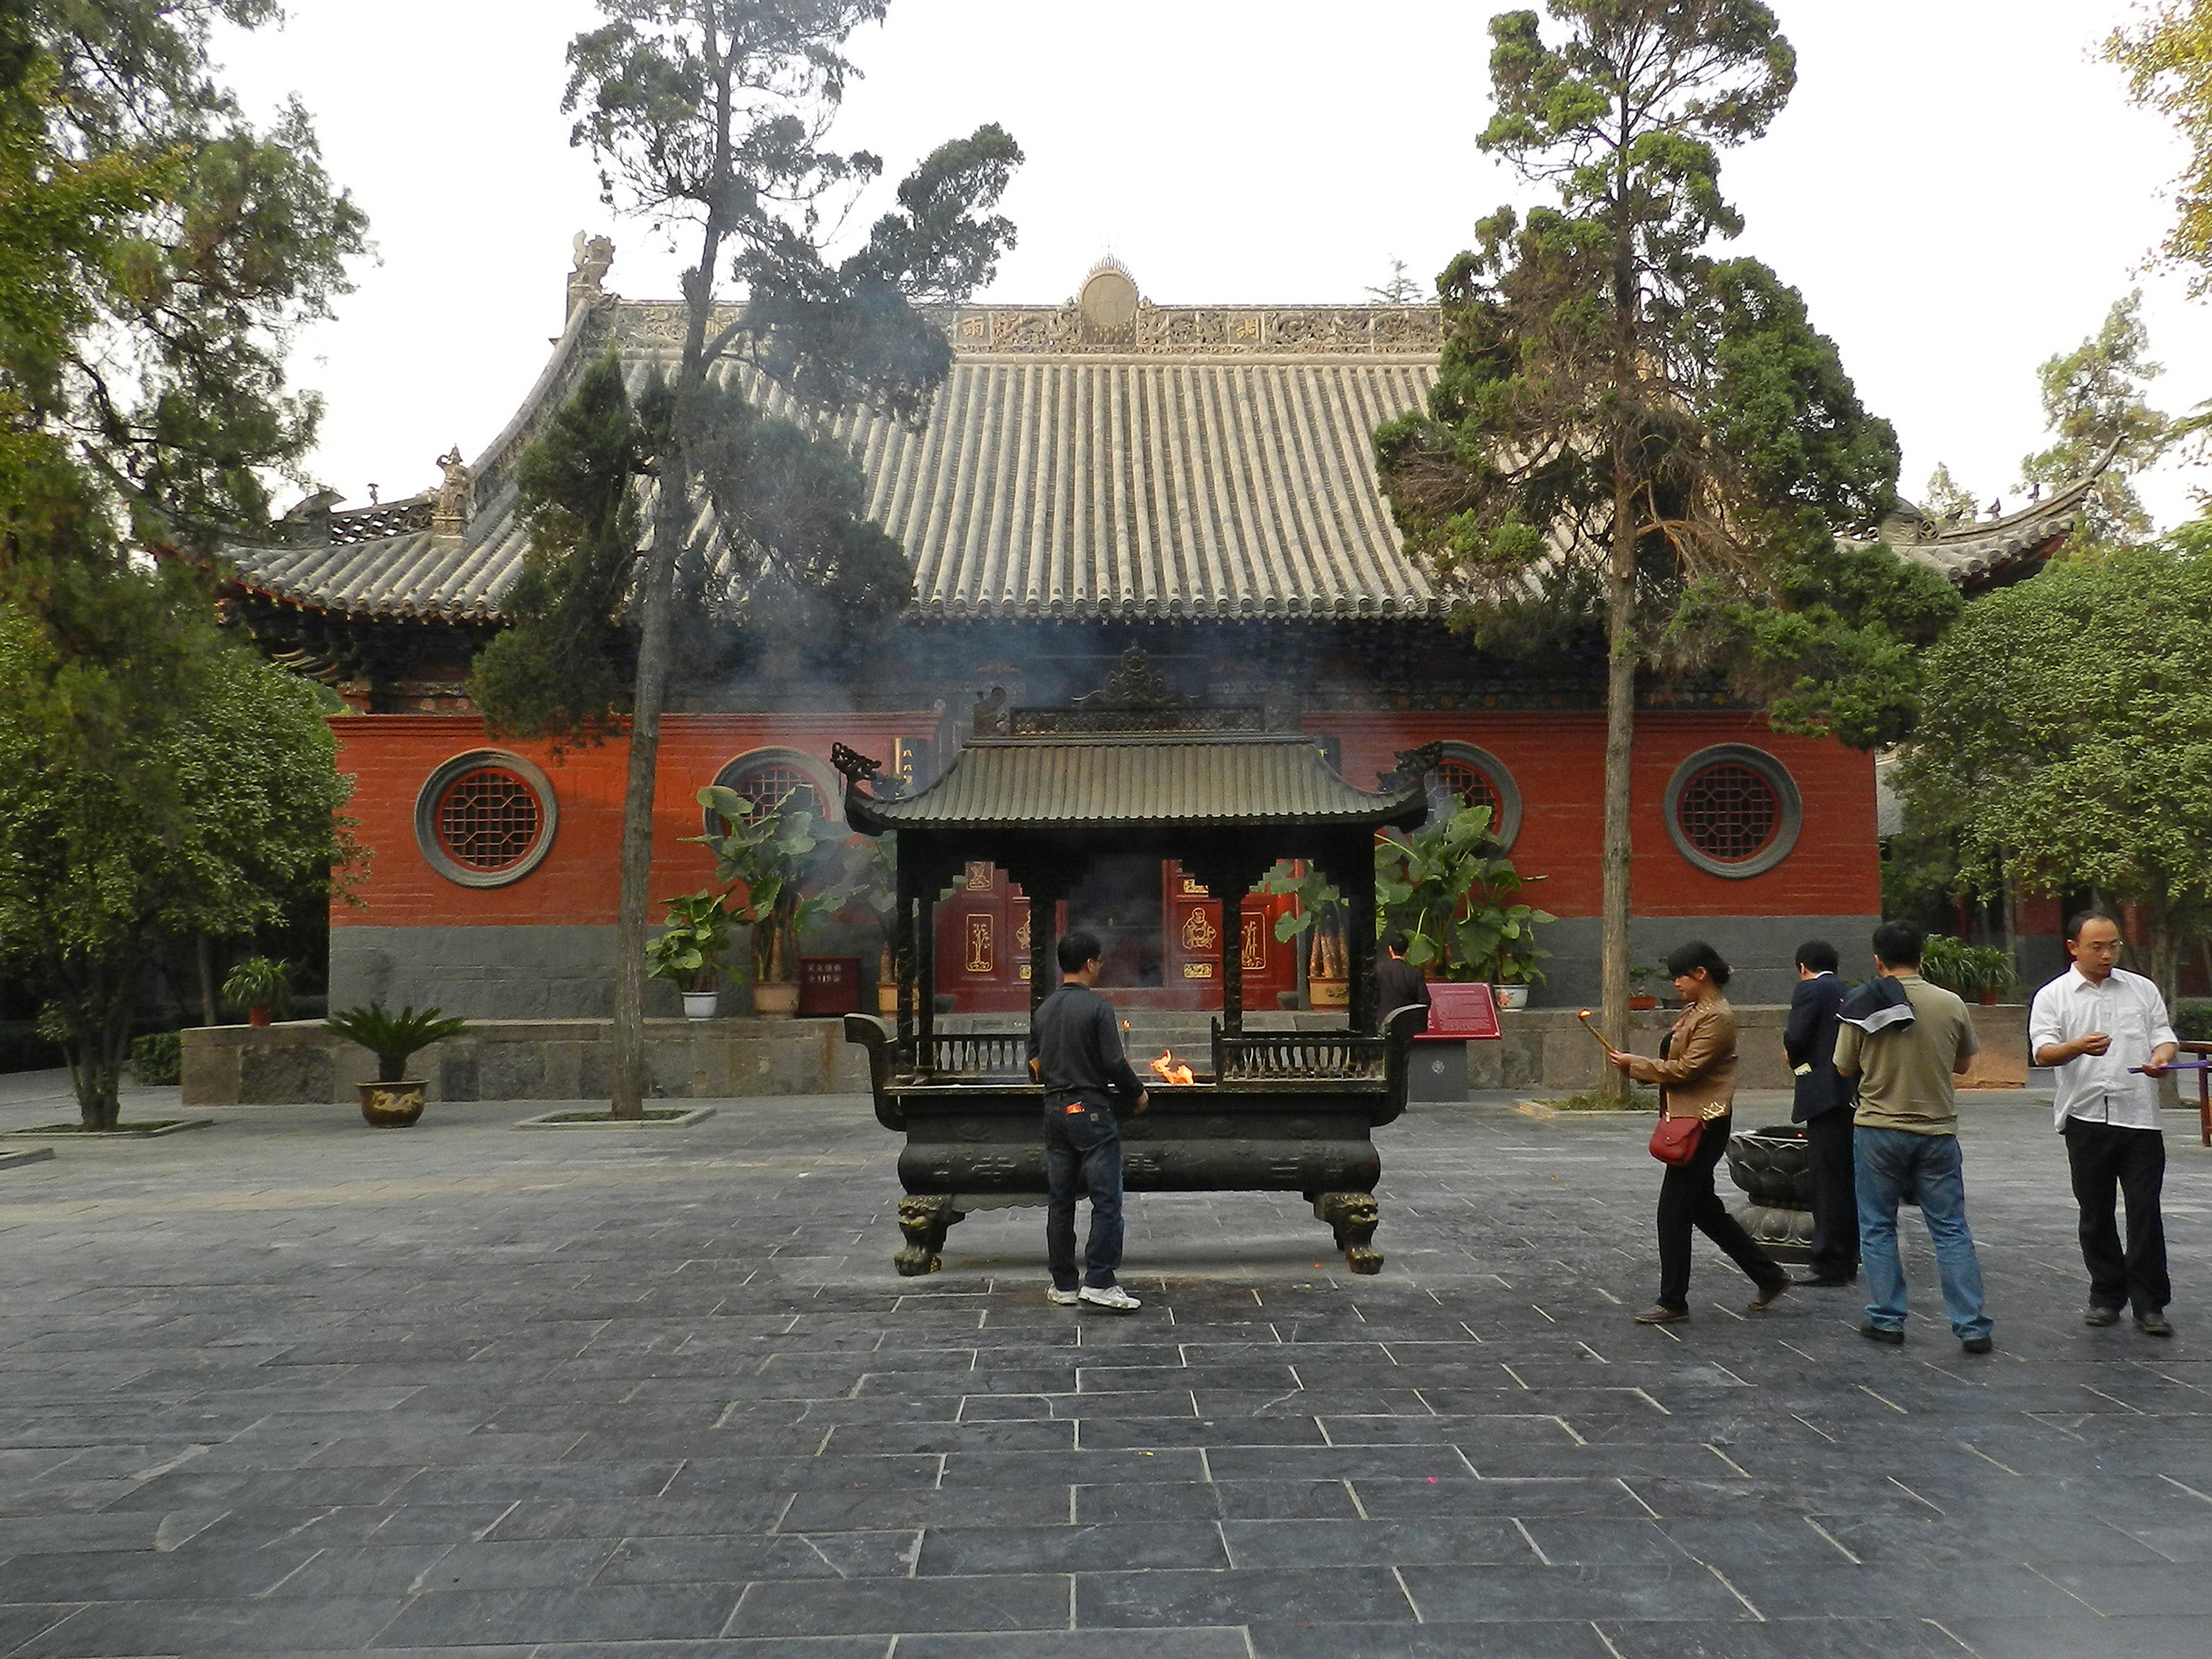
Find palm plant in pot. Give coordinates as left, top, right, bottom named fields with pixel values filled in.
left=694, top=787, right=843, bottom=1019
left=1374, top=803, right=1553, bottom=1009
left=324, top=1002, right=468, bottom=1126
left=1921, top=935, right=2016, bottom=1005
left=645, top=891, right=737, bottom=1019
left=221, top=956, right=291, bottom=1027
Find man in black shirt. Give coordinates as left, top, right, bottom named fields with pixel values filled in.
left=1375, top=931, right=1432, bottom=1029
left=1785, top=938, right=1859, bottom=1287
left=1029, top=929, right=1148, bottom=1312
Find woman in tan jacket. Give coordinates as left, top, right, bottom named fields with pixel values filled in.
left=1607, top=941, right=1790, bottom=1325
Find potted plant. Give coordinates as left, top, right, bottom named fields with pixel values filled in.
left=1374, top=804, right=1553, bottom=1009
left=1629, top=962, right=1663, bottom=1012
left=645, top=890, right=737, bottom=1019
left=1921, top=934, right=2016, bottom=1005
left=324, top=1002, right=468, bottom=1126
left=221, top=956, right=291, bottom=1027
left=694, top=786, right=843, bottom=1020
left=1262, top=860, right=1348, bottom=1007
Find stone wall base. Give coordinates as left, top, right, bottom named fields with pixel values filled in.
left=181, top=1019, right=873, bottom=1107
left=180, top=1004, right=2028, bottom=1107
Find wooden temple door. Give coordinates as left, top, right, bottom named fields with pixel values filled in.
left=933, top=862, right=1036, bottom=1014
left=1160, top=863, right=1296, bottom=1011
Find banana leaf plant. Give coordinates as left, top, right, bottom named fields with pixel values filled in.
left=693, top=787, right=850, bottom=983
left=644, top=890, right=738, bottom=993
left=1373, top=803, right=1554, bottom=985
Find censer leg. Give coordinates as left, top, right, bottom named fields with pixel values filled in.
left=895, top=1194, right=964, bottom=1276
left=1314, top=1191, right=1383, bottom=1275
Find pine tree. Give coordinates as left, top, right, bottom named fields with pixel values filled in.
left=2018, top=291, right=2172, bottom=553
left=551, top=1, right=1021, bottom=1117
left=1375, top=2, right=1927, bottom=1086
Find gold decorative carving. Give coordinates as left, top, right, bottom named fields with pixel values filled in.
left=963, top=913, right=994, bottom=974
left=1241, top=915, right=1266, bottom=972
left=1182, top=962, right=1215, bottom=980
left=965, top=860, right=994, bottom=892
left=1180, top=906, right=1219, bottom=953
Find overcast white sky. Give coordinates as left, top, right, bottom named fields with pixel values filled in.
left=221, top=1, right=2208, bottom=528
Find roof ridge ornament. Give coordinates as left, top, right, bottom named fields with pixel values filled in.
left=430, top=446, right=473, bottom=538
left=1080, top=647, right=1183, bottom=712
left=568, top=231, right=615, bottom=317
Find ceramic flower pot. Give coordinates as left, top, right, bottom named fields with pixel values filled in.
left=682, top=989, right=719, bottom=1021
left=1493, top=984, right=1530, bottom=1011
left=1309, top=978, right=1350, bottom=1008
left=877, top=983, right=900, bottom=1016
left=247, top=1006, right=272, bottom=1028
left=1628, top=995, right=1657, bottom=1011
left=753, top=982, right=800, bottom=1019
left=357, top=1080, right=426, bottom=1128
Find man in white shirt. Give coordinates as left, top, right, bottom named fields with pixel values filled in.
left=2028, top=911, right=2179, bottom=1336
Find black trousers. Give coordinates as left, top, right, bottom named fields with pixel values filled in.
left=1803, top=1108, right=1860, bottom=1281
left=1657, top=1113, right=1786, bottom=1312
left=2063, top=1117, right=2169, bottom=1316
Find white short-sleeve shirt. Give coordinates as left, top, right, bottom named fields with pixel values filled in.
left=2028, top=966, right=2179, bottom=1131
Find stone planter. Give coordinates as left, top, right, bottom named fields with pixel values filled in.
left=682, top=990, right=719, bottom=1021
left=1493, top=984, right=1530, bottom=1011
left=357, top=1080, right=426, bottom=1128
left=1725, top=1121, right=1814, bottom=1261
left=753, top=982, right=800, bottom=1019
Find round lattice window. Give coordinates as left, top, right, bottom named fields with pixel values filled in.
left=1425, top=744, right=1522, bottom=848
left=726, top=764, right=819, bottom=822
left=1433, top=759, right=1502, bottom=822
left=705, top=752, right=834, bottom=837
left=1663, top=746, right=1801, bottom=879
left=436, top=769, right=542, bottom=872
left=414, top=752, right=557, bottom=889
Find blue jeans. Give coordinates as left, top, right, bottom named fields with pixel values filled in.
left=1044, top=1100, right=1124, bottom=1290
left=1855, top=1126, right=1991, bottom=1340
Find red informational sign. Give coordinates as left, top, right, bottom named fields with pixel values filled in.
left=1418, top=982, right=1501, bottom=1041
left=797, top=956, right=863, bottom=1018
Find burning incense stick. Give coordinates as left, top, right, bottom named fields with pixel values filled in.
left=1574, top=1009, right=1615, bottom=1052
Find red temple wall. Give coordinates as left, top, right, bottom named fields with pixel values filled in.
left=330, top=708, right=1878, bottom=928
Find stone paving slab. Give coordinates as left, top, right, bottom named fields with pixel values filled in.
left=0, top=1082, right=2209, bottom=1655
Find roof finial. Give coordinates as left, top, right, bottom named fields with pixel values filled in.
left=431, top=446, right=473, bottom=537
left=568, top=231, right=615, bottom=317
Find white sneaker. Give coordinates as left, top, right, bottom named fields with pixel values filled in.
left=1046, top=1286, right=1081, bottom=1306
left=1078, top=1284, right=1141, bottom=1314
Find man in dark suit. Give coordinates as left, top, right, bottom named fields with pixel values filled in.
left=1787, top=939, right=1859, bottom=1286
left=1375, top=932, right=1431, bottom=1027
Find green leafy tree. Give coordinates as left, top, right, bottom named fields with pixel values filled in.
left=0, top=608, right=354, bottom=1126
left=2018, top=291, right=2172, bottom=552
left=0, top=4, right=363, bottom=1125
left=1374, top=2, right=1911, bottom=1091
left=1919, top=463, right=1978, bottom=525
left=1365, top=258, right=1424, bottom=304
left=2107, top=2, right=2212, bottom=296
left=527, top=0, right=1020, bottom=1117
left=1896, top=536, right=2212, bottom=1002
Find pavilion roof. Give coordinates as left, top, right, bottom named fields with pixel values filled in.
left=846, top=734, right=1428, bottom=833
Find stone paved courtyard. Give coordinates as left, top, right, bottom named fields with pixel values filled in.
left=4, top=1071, right=2212, bottom=1657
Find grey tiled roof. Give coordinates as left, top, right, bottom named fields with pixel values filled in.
left=848, top=735, right=1427, bottom=830
left=222, top=297, right=1441, bottom=625
left=218, top=289, right=2090, bottom=625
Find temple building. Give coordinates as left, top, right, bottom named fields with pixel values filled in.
left=211, top=251, right=2094, bottom=1018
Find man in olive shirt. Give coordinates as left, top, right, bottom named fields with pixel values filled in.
left=1833, top=920, right=1993, bottom=1353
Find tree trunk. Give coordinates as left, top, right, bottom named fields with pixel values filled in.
left=1598, top=468, right=1637, bottom=1104
left=195, top=935, right=217, bottom=1029
left=609, top=476, right=686, bottom=1120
